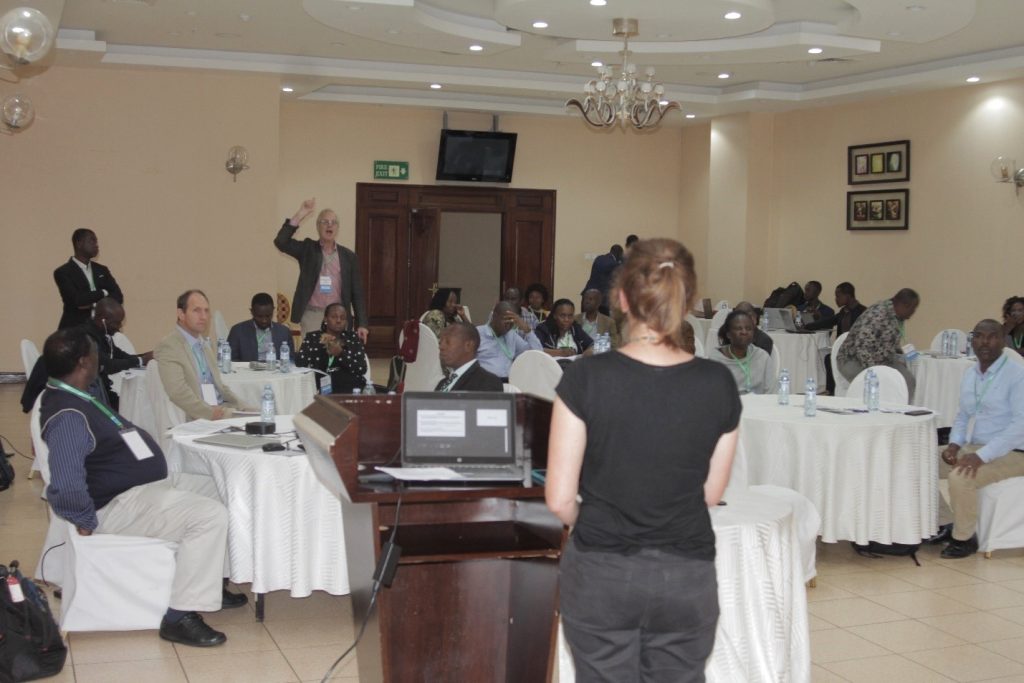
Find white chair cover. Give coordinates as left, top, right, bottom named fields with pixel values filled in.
left=704, top=309, right=732, bottom=357
left=693, top=334, right=705, bottom=358
left=749, top=484, right=821, bottom=582
left=508, top=350, right=563, bottom=401
left=929, top=329, right=969, bottom=354
left=28, top=394, right=48, bottom=484
left=715, top=299, right=730, bottom=311
left=846, top=365, right=909, bottom=405
left=1003, top=346, right=1024, bottom=368
left=399, top=323, right=444, bottom=392
left=363, top=353, right=373, bottom=385
left=461, top=305, right=472, bottom=323
left=20, top=338, right=40, bottom=377
left=213, top=310, right=229, bottom=341
left=59, top=520, right=178, bottom=632
left=831, top=332, right=850, bottom=397
left=107, top=332, right=138, bottom=396
left=144, top=359, right=187, bottom=454
left=978, top=477, right=1024, bottom=554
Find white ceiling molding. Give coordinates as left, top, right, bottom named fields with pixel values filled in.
left=840, top=0, right=976, bottom=43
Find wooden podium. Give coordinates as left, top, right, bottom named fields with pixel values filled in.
left=305, top=393, right=562, bottom=683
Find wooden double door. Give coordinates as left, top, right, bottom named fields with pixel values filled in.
left=355, top=183, right=556, bottom=356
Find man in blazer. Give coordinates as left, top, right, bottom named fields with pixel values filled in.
left=155, top=290, right=246, bottom=420
left=54, top=228, right=124, bottom=329
left=436, top=322, right=503, bottom=392
left=575, top=289, right=621, bottom=348
left=227, top=292, right=294, bottom=362
left=274, top=197, right=368, bottom=342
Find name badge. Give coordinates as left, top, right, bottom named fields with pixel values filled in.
left=201, top=383, right=218, bottom=406
left=319, top=275, right=333, bottom=293
left=318, top=375, right=332, bottom=395
left=121, top=429, right=155, bottom=460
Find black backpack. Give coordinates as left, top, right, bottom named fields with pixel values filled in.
left=0, top=560, right=68, bottom=682
left=851, top=541, right=921, bottom=566
left=763, top=282, right=805, bottom=310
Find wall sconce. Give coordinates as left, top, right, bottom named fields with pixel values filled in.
left=991, top=156, right=1024, bottom=195
left=225, top=145, right=249, bottom=182
left=0, top=7, right=55, bottom=135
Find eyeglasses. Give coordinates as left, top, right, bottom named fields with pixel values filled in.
left=317, top=219, right=339, bottom=227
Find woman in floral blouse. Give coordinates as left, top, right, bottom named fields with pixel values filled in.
left=295, top=303, right=367, bottom=394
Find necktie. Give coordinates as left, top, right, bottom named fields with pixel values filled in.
left=438, top=372, right=458, bottom=392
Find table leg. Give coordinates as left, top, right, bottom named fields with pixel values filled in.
left=255, top=593, right=265, bottom=621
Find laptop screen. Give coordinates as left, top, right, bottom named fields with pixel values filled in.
left=401, top=391, right=517, bottom=467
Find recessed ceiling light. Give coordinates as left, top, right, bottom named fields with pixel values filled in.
left=348, top=5, right=361, bottom=10
left=807, top=47, right=823, bottom=54
left=532, top=20, right=548, bottom=29
left=656, top=33, right=671, bottom=39
left=281, top=87, right=294, bottom=93
left=906, top=4, right=925, bottom=11
left=429, top=83, right=442, bottom=89
left=685, top=113, right=696, bottom=119
left=887, top=31, right=902, bottom=37
left=215, top=32, right=241, bottom=38
left=724, top=11, right=742, bottom=20
left=239, top=13, right=251, bottom=22
left=185, top=9, right=196, bottom=16
left=386, top=28, right=400, bottom=35
left=591, top=60, right=603, bottom=67
left=718, top=72, right=731, bottom=79
left=331, top=41, right=346, bottom=47
left=590, top=0, right=607, bottom=6
left=658, top=100, right=669, bottom=106
left=966, top=76, right=981, bottom=83
left=469, top=44, right=483, bottom=51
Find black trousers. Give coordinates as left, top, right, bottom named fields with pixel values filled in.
left=560, top=537, right=719, bottom=683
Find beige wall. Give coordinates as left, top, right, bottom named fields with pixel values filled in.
left=2, top=65, right=280, bottom=371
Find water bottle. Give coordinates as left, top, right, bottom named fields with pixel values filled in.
left=759, top=315, right=768, bottom=332
left=863, top=368, right=875, bottom=406
left=777, top=368, right=791, bottom=405
left=966, top=332, right=976, bottom=360
left=260, top=384, right=276, bottom=424
left=279, top=341, right=291, bottom=373
left=265, top=343, right=276, bottom=370
left=941, top=330, right=950, bottom=357
left=795, top=311, right=803, bottom=328
left=950, top=331, right=959, bottom=356
left=803, top=377, right=817, bottom=417
left=364, top=383, right=376, bottom=395
left=257, top=338, right=267, bottom=363
left=352, top=387, right=362, bottom=395
left=867, top=372, right=880, bottom=412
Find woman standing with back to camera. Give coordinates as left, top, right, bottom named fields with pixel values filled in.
left=546, top=238, right=740, bottom=682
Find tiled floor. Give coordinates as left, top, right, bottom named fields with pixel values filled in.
left=5, top=381, right=1024, bottom=681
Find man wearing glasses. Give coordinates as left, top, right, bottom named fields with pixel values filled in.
left=275, top=198, right=369, bottom=340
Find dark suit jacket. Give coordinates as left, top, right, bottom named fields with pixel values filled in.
left=274, top=220, right=367, bottom=327
left=227, top=320, right=294, bottom=362
left=53, top=258, right=123, bottom=329
left=435, top=361, right=503, bottom=392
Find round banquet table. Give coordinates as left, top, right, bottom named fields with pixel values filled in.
left=119, top=362, right=317, bottom=432
left=558, top=489, right=810, bottom=682
left=734, top=394, right=938, bottom=545
left=767, top=330, right=831, bottom=390
left=167, top=415, right=348, bottom=597
left=910, top=353, right=973, bottom=428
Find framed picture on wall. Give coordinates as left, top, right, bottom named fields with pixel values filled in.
left=847, top=189, right=909, bottom=230
left=848, top=140, right=910, bottom=184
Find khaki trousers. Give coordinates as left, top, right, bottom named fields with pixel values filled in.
left=299, top=307, right=325, bottom=338
left=947, top=445, right=1024, bottom=541
left=96, top=478, right=228, bottom=613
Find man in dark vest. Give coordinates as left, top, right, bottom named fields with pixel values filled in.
left=39, top=327, right=246, bottom=647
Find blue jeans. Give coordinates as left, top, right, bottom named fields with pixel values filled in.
left=560, top=537, right=719, bottom=683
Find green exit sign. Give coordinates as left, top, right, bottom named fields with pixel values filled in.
left=373, top=160, right=409, bottom=180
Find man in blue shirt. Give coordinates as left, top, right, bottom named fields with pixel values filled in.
left=476, top=301, right=542, bottom=380
left=940, top=319, right=1024, bottom=558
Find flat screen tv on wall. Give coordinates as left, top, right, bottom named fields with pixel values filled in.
left=435, top=129, right=517, bottom=183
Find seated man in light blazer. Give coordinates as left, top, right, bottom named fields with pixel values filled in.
left=575, top=288, right=621, bottom=348
left=436, top=322, right=503, bottom=392
left=227, top=292, right=294, bottom=362
left=155, top=289, right=247, bottom=420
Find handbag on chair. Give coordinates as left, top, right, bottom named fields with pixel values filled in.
left=0, top=560, right=67, bottom=682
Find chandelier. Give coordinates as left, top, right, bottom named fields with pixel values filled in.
left=0, top=6, right=55, bottom=134
left=566, top=19, right=680, bottom=130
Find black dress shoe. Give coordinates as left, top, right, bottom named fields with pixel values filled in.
left=222, top=588, right=248, bottom=609
left=941, top=535, right=979, bottom=559
left=159, top=612, right=226, bottom=647
left=926, top=523, right=953, bottom=545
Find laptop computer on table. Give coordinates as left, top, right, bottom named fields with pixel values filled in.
left=400, top=391, right=525, bottom=482
left=763, top=307, right=814, bottom=334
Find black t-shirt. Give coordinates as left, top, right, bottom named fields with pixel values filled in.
left=556, top=352, right=742, bottom=560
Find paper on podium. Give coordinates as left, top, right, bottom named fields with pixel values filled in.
left=377, top=466, right=464, bottom=481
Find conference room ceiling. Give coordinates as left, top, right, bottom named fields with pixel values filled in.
left=21, top=0, right=1024, bottom=121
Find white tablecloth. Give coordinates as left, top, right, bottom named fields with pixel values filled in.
left=168, top=416, right=348, bottom=597
left=559, top=489, right=810, bottom=682
left=768, top=331, right=830, bottom=390
left=735, top=394, right=938, bottom=545
left=911, top=354, right=972, bottom=428
left=120, top=362, right=317, bottom=432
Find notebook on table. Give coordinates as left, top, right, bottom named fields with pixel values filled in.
left=194, top=433, right=281, bottom=450
left=400, top=391, right=524, bottom=482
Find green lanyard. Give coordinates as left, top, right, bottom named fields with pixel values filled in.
left=898, top=320, right=905, bottom=341
left=974, top=355, right=1007, bottom=413
left=255, top=325, right=268, bottom=349
left=727, top=347, right=752, bottom=392
left=494, top=332, right=515, bottom=360
left=47, top=378, right=125, bottom=430
left=1014, top=334, right=1023, bottom=350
